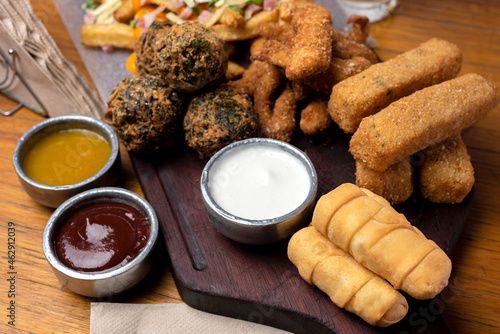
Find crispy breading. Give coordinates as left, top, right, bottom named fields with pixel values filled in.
left=254, top=61, right=284, bottom=109
left=300, top=57, right=373, bottom=96
left=250, top=36, right=267, bottom=56
left=210, top=8, right=280, bottom=41
left=419, top=135, right=475, bottom=204
left=253, top=61, right=296, bottom=142
left=251, top=39, right=291, bottom=68
left=279, top=0, right=331, bottom=22
left=253, top=45, right=372, bottom=96
left=228, top=60, right=259, bottom=96
left=356, top=157, right=414, bottom=205
left=330, top=26, right=378, bottom=63
left=346, top=15, right=370, bottom=44
left=329, top=38, right=463, bottom=133
left=257, top=21, right=295, bottom=46
left=291, top=80, right=314, bottom=101
left=286, top=5, right=333, bottom=80
left=300, top=94, right=333, bottom=135
left=228, top=37, right=266, bottom=96
left=350, top=73, right=498, bottom=172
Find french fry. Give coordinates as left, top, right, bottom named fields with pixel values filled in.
left=81, top=23, right=135, bottom=50
left=225, top=61, right=245, bottom=80
left=210, top=9, right=279, bottom=42
left=220, top=7, right=245, bottom=29
left=113, top=0, right=135, bottom=23
left=148, top=0, right=179, bottom=13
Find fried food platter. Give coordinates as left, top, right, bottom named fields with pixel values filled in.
left=56, top=0, right=470, bottom=332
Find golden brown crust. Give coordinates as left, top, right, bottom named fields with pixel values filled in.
left=355, top=156, right=414, bottom=205
left=81, top=23, right=135, bottom=50
left=288, top=226, right=408, bottom=326
left=329, top=38, right=463, bottom=134
left=285, top=5, right=333, bottom=80
left=419, top=134, right=475, bottom=203
left=113, top=0, right=135, bottom=23
left=349, top=73, right=498, bottom=172
left=251, top=61, right=297, bottom=142
left=311, top=183, right=452, bottom=300
left=210, top=9, right=280, bottom=41
left=300, top=57, right=373, bottom=96
left=299, top=94, right=333, bottom=135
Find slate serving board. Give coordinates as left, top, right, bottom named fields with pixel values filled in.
left=55, top=1, right=470, bottom=332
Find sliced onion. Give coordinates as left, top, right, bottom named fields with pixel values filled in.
left=135, top=18, right=146, bottom=28
left=141, top=5, right=166, bottom=28
left=179, top=6, right=194, bottom=19
left=244, top=3, right=261, bottom=20
left=203, top=6, right=226, bottom=26
left=226, top=0, right=248, bottom=5
left=166, top=12, right=186, bottom=24
left=101, top=45, right=114, bottom=53
left=83, top=13, right=96, bottom=24
left=198, top=10, right=213, bottom=23
left=172, top=0, right=184, bottom=10
left=263, top=0, right=275, bottom=11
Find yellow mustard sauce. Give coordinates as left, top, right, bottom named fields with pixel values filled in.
left=22, top=129, right=111, bottom=186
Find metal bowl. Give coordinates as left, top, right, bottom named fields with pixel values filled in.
left=42, top=187, right=159, bottom=297
left=200, top=138, right=318, bottom=245
left=12, top=114, right=120, bottom=208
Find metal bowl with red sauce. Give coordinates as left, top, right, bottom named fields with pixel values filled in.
left=42, top=187, right=158, bottom=297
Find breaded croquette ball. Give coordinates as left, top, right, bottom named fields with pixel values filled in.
left=134, top=21, right=172, bottom=77
left=105, top=76, right=185, bottom=152
left=155, top=21, right=229, bottom=93
left=183, top=85, right=258, bottom=158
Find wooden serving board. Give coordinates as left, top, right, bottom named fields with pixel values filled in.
left=130, top=127, right=469, bottom=334
left=56, top=1, right=470, bottom=332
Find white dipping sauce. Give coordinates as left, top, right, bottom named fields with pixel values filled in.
left=208, top=144, right=311, bottom=220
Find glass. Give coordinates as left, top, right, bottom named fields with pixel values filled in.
left=339, top=0, right=398, bottom=22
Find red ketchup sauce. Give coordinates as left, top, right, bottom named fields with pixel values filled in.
left=54, top=202, right=150, bottom=272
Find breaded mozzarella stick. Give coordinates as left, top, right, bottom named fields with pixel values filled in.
left=419, top=134, right=475, bottom=204
left=355, top=156, right=413, bottom=205
left=328, top=38, right=462, bottom=133
left=350, top=73, right=498, bottom=172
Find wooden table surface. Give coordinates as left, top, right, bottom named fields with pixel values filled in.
left=1, top=0, right=499, bottom=333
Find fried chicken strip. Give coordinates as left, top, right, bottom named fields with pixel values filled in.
left=286, top=5, right=333, bottom=80
left=254, top=42, right=372, bottom=96
left=300, top=57, right=373, bottom=96
left=253, top=61, right=297, bottom=142
left=257, top=21, right=295, bottom=46
left=253, top=39, right=291, bottom=69
left=330, top=26, right=378, bottom=64
left=300, top=94, right=333, bottom=135
left=346, top=15, right=370, bottom=44
left=279, top=0, right=331, bottom=22
left=228, top=37, right=266, bottom=96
